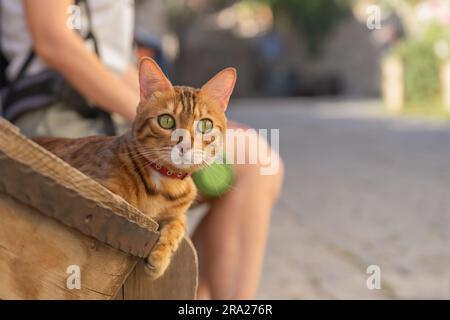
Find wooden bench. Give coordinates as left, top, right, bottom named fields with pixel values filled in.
left=0, top=118, right=198, bottom=299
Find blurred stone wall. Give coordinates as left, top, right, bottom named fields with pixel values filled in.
left=171, top=20, right=259, bottom=97
left=171, top=14, right=383, bottom=98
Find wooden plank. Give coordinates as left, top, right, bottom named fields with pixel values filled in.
left=114, top=287, right=124, bottom=300
left=122, top=237, right=198, bottom=300
left=0, top=118, right=159, bottom=258
left=0, top=193, right=137, bottom=299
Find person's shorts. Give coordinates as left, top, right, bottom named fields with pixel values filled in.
left=14, top=103, right=108, bottom=138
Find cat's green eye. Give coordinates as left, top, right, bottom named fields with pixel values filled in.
left=158, top=114, right=175, bottom=129
left=197, top=119, right=214, bottom=134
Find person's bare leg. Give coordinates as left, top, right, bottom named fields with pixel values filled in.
left=192, top=124, right=284, bottom=299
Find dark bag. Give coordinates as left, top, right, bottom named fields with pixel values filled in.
left=0, top=0, right=9, bottom=89
left=0, top=52, right=7, bottom=89
left=0, top=0, right=115, bottom=135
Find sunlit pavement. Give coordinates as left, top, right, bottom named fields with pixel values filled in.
left=227, top=98, right=450, bottom=299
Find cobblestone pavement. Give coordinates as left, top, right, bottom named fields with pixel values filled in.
left=227, top=98, right=450, bottom=299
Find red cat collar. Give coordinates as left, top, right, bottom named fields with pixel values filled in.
left=148, top=161, right=190, bottom=180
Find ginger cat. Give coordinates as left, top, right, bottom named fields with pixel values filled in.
left=32, top=58, right=237, bottom=279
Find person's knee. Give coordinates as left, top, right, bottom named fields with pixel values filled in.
left=262, top=148, right=284, bottom=202
left=233, top=130, right=284, bottom=202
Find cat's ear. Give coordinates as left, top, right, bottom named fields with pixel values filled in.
left=200, top=67, right=237, bottom=111
left=139, top=57, right=173, bottom=101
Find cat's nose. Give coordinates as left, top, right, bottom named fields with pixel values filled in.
left=178, top=144, right=191, bottom=155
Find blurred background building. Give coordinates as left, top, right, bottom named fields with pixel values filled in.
left=154, top=0, right=383, bottom=98
left=136, top=0, right=448, bottom=111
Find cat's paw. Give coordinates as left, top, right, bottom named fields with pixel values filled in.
left=144, top=249, right=172, bottom=280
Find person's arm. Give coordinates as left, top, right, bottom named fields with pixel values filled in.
left=120, top=65, right=140, bottom=98
left=23, top=0, right=138, bottom=121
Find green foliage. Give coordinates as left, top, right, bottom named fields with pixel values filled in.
left=387, top=14, right=450, bottom=117
left=255, top=0, right=352, bottom=54
left=400, top=96, right=450, bottom=119
left=423, top=24, right=450, bottom=60
left=393, top=39, right=440, bottom=103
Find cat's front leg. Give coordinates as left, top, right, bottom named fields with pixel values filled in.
left=144, top=215, right=186, bottom=280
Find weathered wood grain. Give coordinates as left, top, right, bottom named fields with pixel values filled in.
left=122, top=237, right=198, bottom=300
left=0, top=193, right=137, bottom=299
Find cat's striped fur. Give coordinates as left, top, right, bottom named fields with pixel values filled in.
left=32, top=58, right=237, bottom=279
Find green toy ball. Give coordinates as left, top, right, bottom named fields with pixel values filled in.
left=192, top=161, right=234, bottom=197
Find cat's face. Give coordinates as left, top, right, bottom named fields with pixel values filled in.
left=132, top=58, right=237, bottom=173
